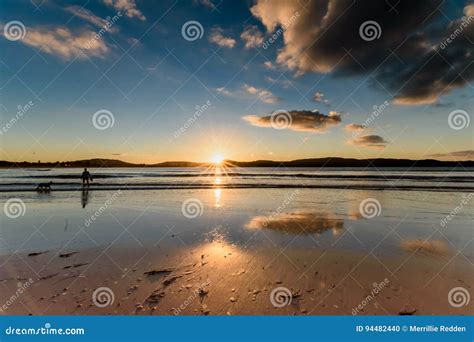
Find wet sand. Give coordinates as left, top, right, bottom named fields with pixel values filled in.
left=1, top=188, right=472, bottom=315
left=1, top=239, right=472, bottom=315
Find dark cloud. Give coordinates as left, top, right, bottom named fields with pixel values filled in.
left=427, top=150, right=474, bottom=160
left=251, top=0, right=474, bottom=105
left=243, top=110, right=341, bottom=132
left=347, top=135, right=388, bottom=149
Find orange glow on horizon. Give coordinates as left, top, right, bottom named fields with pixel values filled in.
left=211, top=153, right=224, bottom=165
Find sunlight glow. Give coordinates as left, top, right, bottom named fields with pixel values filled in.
left=211, top=153, right=224, bottom=165
left=214, top=188, right=222, bottom=208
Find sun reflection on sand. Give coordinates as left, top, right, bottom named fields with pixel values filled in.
left=202, top=160, right=236, bottom=208
left=245, top=211, right=344, bottom=236
left=214, top=188, right=222, bottom=208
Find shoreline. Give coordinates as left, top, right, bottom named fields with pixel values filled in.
left=1, top=184, right=473, bottom=193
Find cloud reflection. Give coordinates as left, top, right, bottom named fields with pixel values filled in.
left=401, top=239, right=450, bottom=256
left=245, top=211, right=344, bottom=236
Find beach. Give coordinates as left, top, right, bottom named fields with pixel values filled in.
left=1, top=168, right=472, bottom=315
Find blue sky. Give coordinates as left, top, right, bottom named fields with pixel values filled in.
left=0, top=0, right=472, bottom=163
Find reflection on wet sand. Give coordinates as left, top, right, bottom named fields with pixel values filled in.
left=2, top=185, right=472, bottom=316
left=401, top=239, right=450, bottom=256
left=347, top=210, right=363, bottom=220
left=214, top=188, right=222, bottom=208
left=4, top=236, right=470, bottom=315
left=245, top=211, right=344, bottom=236
left=81, top=188, right=89, bottom=208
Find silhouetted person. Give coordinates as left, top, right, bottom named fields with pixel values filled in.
left=82, top=168, right=93, bottom=186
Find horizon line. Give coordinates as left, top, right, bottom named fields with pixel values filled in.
left=1, top=156, right=473, bottom=166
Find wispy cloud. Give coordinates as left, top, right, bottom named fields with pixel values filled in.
left=313, top=91, right=330, bottom=105
left=218, top=84, right=280, bottom=104
left=266, top=76, right=293, bottom=89
left=264, top=61, right=276, bottom=69
left=66, top=6, right=119, bottom=32
left=243, top=110, right=341, bottom=132
left=240, top=25, right=264, bottom=49
left=209, top=27, right=236, bottom=48
left=345, top=123, right=368, bottom=132
left=0, top=24, right=109, bottom=60
left=196, top=0, right=218, bottom=10
left=216, top=87, right=232, bottom=96
left=242, top=84, right=280, bottom=104
left=103, top=0, right=145, bottom=20
left=347, top=135, right=388, bottom=149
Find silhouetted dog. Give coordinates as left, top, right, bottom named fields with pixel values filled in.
left=36, top=181, right=53, bottom=192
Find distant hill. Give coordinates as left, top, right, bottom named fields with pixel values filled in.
left=228, top=157, right=474, bottom=168
left=151, top=161, right=205, bottom=167
left=0, top=157, right=472, bottom=168
left=0, top=158, right=140, bottom=168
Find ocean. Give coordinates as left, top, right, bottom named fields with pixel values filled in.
left=0, top=167, right=473, bottom=192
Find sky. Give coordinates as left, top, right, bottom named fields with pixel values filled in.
left=0, top=0, right=473, bottom=164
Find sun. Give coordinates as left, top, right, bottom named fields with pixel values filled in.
left=211, top=153, right=224, bottom=165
